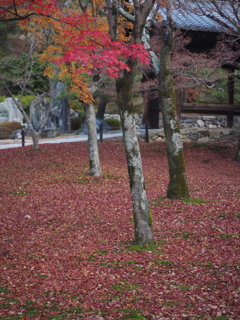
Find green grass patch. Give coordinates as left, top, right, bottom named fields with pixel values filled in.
left=162, top=301, right=180, bottom=306
left=150, top=197, right=174, bottom=207
left=122, top=308, right=147, bottom=320
left=48, top=163, right=63, bottom=167
left=0, top=317, right=22, bottom=320
left=234, top=212, right=240, bottom=219
left=220, top=233, right=233, bottom=239
left=176, top=232, right=194, bottom=239
left=201, top=159, right=210, bottom=163
left=153, top=259, right=173, bottom=265
left=12, top=190, right=29, bottom=196
left=112, top=282, right=140, bottom=292
left=190, top=143, right=228, bottom=152
left=47, top=313, right=68, bottom=320
left=178, top=284, right=192, bottom=291
left=183, top=197, right=205, bottom=204
left=125, top=243, right=159, bottom=252
left=207, top=145, right=228, bottom=152
left=0, top=286, right=10, bottom=293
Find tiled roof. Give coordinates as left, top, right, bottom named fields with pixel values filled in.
left=158, top=1, right=239, bottom=33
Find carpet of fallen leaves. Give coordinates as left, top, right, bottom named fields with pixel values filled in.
left=0, top=140, right=239, bottom=320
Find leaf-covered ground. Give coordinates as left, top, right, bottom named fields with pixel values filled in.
left=0, top=141, right=239, bottom=320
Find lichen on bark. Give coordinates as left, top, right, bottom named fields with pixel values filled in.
left=85, top=103, right=101, bottom=176
left=158, top=2, right=189, bottom=199
left=118, top=106, right=153, bottom=244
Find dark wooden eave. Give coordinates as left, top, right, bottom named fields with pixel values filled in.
left=182, top=103, right=240, bottom=115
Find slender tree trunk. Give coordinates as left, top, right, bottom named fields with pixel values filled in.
left=158, top=0, right=189, bottom=199
left=235, top=135, right=240, bottom=162
left=96, top=96, right=107, bottom=120
left=85, top=103, right=101, bottom=176
left=31, top=131, right=40, bottom=150
left=116, top=63, right=153, bottom=244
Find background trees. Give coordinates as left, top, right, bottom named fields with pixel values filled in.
left=175, top=0, right=240, bottom=161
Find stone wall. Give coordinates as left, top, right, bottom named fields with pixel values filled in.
left=105, top=113, right=240, bottom=142
left=139, top=115, right=240, bottom=143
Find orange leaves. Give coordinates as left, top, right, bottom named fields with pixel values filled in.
left=16, top=0, right=150, bottom=103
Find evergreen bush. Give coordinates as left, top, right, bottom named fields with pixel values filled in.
left=105, top=118, right=121, bottom=130
left=0, top=121, right=23, bottom=139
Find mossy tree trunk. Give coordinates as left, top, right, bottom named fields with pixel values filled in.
left=106, top=0, right=155, bottom=244
left=158, top=0, right=189, bottom=199
left=85, top=103, right=101, bottom=176
left=116, top=62, right=153, bottom=244
left=235, top=135, right=240, bottom=162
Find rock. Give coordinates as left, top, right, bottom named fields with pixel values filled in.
left=202, top=116, right=215, bottom=120
left=220, top=128, right=231, bottom=135
left=199, top=129, right=209, bottom=137
left=30, top=96, right=50, bottom=131
left=188, top=133, right=198, bottom=141
left=181, top=128, right=191, bottom=135
left=70, top=109, right=79, bottom=119
left=30, top=96, right=59, bottom=138
left=9, top=129, right=23, bottom=139
left=0, top=98, right=23, bottom=124
left=154, top=137, right=164, bottom=142
left=208, top=124, right=217, bottom=129
left=210, top=129, right=221, bottom=139
left=212, top=119, right=219, bottom=126
left=182, top=118, right=196, bottom=124
left=198, top=136, right=209, bottom=143
left=197, top=119, right=205, bottom=128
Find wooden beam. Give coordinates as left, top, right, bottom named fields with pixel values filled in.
left=181, top=103, right=240, bottom=115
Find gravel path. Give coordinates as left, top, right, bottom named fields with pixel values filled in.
left=0, top=131, right=123, bottom=150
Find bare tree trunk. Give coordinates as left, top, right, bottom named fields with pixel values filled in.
left=31, top=131, right=40, bottom=150
left=85, top=103, right=101, bottom=176
left=96, top=96, right=107, bottom=120
left=117, top=64, right=153, bottom=244
left=158, top=0, right=189, bottom=199
left=235, top=135, right=240, bottom=162
left=120, top=110, right=153, bottom=244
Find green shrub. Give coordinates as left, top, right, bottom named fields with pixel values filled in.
left=69, top=99, right=83, bottom=113
left=105, top=117, right=121, bottom=130
left=21, top=95, right=36, bottom=114
left=71, top=110, right=85, bottom=131
left=71, top=117, right=82, bottom=131
left=0, top=121, right=23, bottom=139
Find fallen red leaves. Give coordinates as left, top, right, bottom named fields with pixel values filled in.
left=0, top=141, right=239, bottom=319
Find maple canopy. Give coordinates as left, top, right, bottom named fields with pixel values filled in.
left=0, top=0, right=150, bottom=102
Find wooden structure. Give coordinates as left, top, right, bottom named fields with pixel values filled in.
left=143, top=1, right=240, bottom=129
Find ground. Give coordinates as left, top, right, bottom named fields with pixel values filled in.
left=0, top=140, right=239, bottom=320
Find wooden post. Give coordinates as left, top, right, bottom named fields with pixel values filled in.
left=145, top=123, right=149, bottom=143
left=227, top=69, right=235, bottom=128
left=176, top=89, right=183, bottom=121
left=99, top=123, right=103, bottom=143
left=21, top=129, right=25, bottom=147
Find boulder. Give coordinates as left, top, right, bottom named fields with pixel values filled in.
left=197, top=119, right=205, bottom=128
left=30, top=96, right=60, bottom=137
left=30, top=96, right=50, bottom=131
left=0, top=98, right=23, bottom=124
